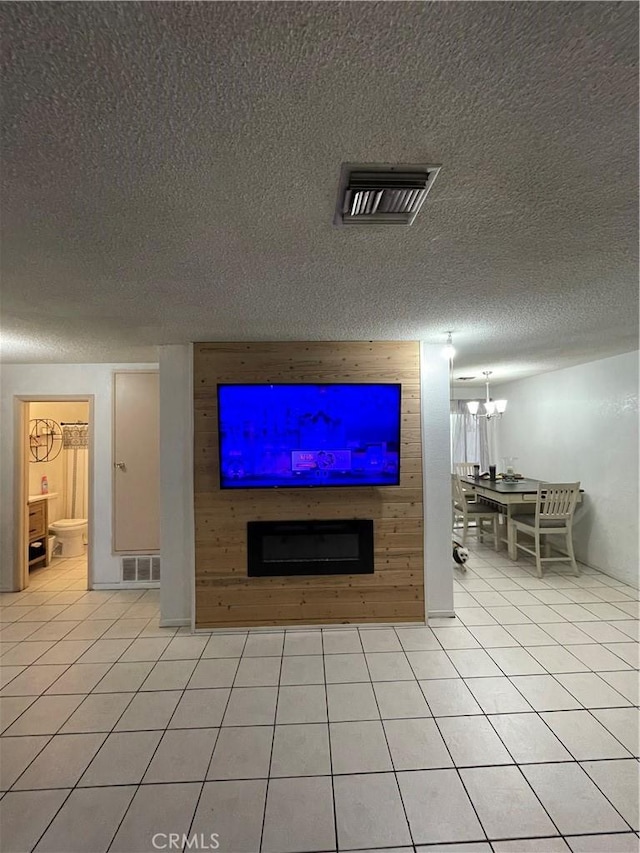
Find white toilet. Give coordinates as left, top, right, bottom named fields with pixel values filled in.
left=49, top=519, right=87, bottom=557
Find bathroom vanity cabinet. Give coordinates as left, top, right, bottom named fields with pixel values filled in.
left=28, top=498, right=49, bottom=569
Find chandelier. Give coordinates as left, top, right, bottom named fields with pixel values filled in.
left=467, top=371, right=507, bottom=420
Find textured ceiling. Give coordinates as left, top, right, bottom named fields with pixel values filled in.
left=1, top=1, right=638, bottom=381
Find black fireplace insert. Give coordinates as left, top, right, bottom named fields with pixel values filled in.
left=247, top=519, right=374, bottom=577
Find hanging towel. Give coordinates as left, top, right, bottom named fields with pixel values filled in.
left=62, top=425, right=89, bottom=449
left=62, top=425, right=89, bottom=518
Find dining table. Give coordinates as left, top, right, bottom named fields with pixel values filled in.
left=458, top=475, right=584, bottom=559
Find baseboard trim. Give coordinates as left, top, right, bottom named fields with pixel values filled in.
left=160, top=617, right=190, bottom=628
left=193, top=620, right=427, bottom=634
left=427, top=609, right=456, bottom=619
left=92, top=583, right=160, bottom=591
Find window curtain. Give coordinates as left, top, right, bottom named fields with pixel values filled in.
left=450, top=401, right=491, bottom=472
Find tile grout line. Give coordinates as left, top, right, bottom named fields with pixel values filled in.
left=422, top=612, right=631, bottom=842
left=430, top=583, right=568, bottom=842
left=3, top=596, right=177, bottom=849
left=259, top=631, right=284, bottom=853
left=321, top=628, right=339, bottom=853
left=401, top=626, right=491, bottom=846
left=131, top=631, right=214, bottom=787
left=21, top=778, right=76, bottom=853
left=5, top=555, right=110, bottom=853
left=359, top=625, right=417, bottom=849
left=0, top=627, right=140, bottom=704
left=182, top=630, right=250, bottom=853
left=8, top=704, right=637, bottom=736
left=511, top=674, right=639, bottom=834
left=455, top=571, right=640, bottom=838
left=13, top=656, right=164, bottom=849
left=3, top=758, right=639, bottom=790
left=476, top=712, right=586, bottom=839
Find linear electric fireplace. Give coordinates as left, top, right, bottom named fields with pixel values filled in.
left=247, top=519, right=374, bottom=577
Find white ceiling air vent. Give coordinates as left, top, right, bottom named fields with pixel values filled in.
left=334, top=163, right=441, bottom=226
left=121, top=555, right=161, bottom=583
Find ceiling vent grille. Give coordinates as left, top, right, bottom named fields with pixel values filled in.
left=334, top=163, right=441, bottom=226
left=121, top=555, right=161, bottom=583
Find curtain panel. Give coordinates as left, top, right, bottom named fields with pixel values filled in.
left=62, top=425, right=89, bottom=519
left=450, top=401, right=491, bottom=472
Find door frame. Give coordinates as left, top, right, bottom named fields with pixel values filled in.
left=15, top=395, right=95, bottom=590
left=111, top=370, right=160, bottom=554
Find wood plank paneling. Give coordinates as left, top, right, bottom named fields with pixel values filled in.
left=194, top=342, right=424, bottom=628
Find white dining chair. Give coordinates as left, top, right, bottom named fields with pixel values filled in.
left=452, top=475, right=500, bottom=549
left=454, top=462, right=480, bottom=478
left=508, top=482, right=581, bottom=577
left=453, top=462, right=479, bottom=503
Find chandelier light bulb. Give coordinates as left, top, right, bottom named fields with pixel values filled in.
left=466, top=370, right=508, bottom=419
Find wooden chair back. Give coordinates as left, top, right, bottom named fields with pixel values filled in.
left=454, top=462, right=479, bottom=478
left=452, top=474, right=464, bottom=505
left=536, top=482, right=581, bottom=524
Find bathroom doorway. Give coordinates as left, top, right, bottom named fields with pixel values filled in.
left=17, top=396, right=94, bottom=590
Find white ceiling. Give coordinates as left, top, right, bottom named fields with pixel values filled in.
left=1, top=2, right=638, bottom=382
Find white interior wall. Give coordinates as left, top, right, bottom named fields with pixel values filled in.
left=159, top=345, right=193, bottom=627
left=0, top=363, right=158, bottom=591
left=452, top=387, right=483, bottom=400
left=495, top=351, right=639, bottom=586
left=421, top=343, right=455, bottom=617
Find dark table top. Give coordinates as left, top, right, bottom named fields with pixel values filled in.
left=459, top=476, right=545, bottom=494
left=460, top=476, right=584, bottom=495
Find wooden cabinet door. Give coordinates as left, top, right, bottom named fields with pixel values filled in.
left=28, top=501, right=46, bottom=539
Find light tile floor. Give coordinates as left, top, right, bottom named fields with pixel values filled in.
left=0, top=547, right=638, bottom=853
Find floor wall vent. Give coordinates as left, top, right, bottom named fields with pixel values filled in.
left=121, top=555, right=161, bottom=583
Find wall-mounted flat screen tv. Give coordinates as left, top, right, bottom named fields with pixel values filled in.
left=217, top=383, right=402, bottom=489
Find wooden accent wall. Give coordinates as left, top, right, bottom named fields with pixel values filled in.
left=194, top=342, right=424, bottom=628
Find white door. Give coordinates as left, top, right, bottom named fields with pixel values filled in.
left=113, top=371, right=160, bottom=552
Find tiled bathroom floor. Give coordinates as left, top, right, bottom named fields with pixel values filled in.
left=0, top=546, right=638, bottom=853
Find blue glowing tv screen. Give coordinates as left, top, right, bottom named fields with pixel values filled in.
left=217, top=383, right=402, bottom=489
